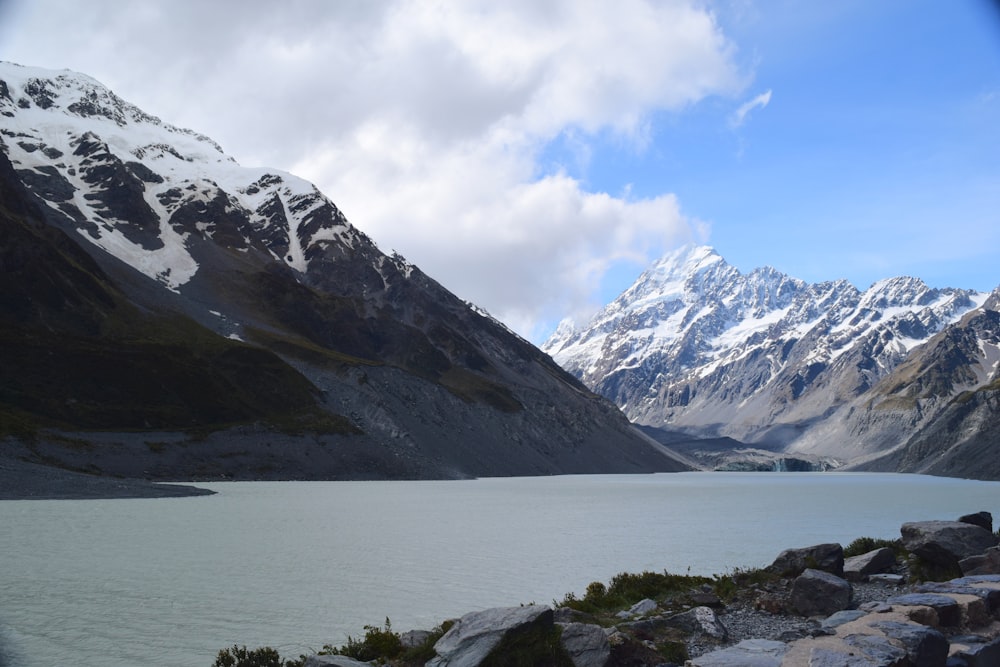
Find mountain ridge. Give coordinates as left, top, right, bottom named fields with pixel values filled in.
left=544, top=244, right=1000, bottom=478
left=0, top=61, right=690, bottom=481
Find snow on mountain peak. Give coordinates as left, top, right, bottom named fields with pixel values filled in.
left=1, top=61, right=365, bottom=289
left=543, top=244, right=987, bottom=449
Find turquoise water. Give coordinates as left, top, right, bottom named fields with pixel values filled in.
left=1, top=472, right=997, bottom=666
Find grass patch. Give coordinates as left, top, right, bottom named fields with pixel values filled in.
left=557, top=570, right=715, bottom=615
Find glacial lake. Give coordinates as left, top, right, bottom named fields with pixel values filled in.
left=2, top=471, right=999, bottom=667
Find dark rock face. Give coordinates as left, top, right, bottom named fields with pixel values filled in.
left=426, top=605, right=565, bottom=667
left=556, top=622, right=609, bottom=667
left=959, top=512, right=994, bottom=533
left=871, top=620, right=949, bottom=666
left=960, top=547, right=1000, bottom=576
left=843, top=548, right=896, bottom=582
left=789, top=569, right=852, bottom=617
left=769, top=543, right=845, bottom=578
left=901, top=521, right=1000, bottom=572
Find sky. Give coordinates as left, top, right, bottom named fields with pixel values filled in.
left=1, top=1, right=998, bottom=343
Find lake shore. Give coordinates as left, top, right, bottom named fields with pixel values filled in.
left=0, top=457, right=214, bottom=500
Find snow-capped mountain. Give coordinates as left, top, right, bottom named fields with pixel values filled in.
left=544, top=245, right=1000, bottom=477
left=0, top=62, right=689, bottom=480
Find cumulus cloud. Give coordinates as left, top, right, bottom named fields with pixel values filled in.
left=1, top=0, right=745, bottom=340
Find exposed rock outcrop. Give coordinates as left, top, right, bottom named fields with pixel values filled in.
left=769, top=543, right=845, bottom=578
left=296, top=512, right=1000, bottom=667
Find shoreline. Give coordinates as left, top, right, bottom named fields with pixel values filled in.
left=0, top=458, right=214, bottom=500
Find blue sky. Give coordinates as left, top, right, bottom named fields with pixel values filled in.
left=1, top=0, right=998, bottom=342
left=555, top=0, right=1000, bottom=304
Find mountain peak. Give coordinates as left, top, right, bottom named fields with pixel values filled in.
left=544, top=245, right=990, bottom=471
left=0, top=62, right=227, bottom=161
left=1, top=60, right=690, bottom=481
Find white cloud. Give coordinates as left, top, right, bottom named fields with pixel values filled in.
left=730, top=89, right=772, bottom=127
left=1, top=0, right=745, bottom=341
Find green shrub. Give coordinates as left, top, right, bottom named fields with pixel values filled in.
left=844, top=536, right=904, bottom=558
left=656, top=639, right=689, bottom=663
left=333, top=618, right=402, bottom=662
left=907, top=554, right=962, bottom=583
left=212, top=645, right=302, bottom=667
left=711, top=566, right=779, bottom=602
left=557, top=570, right=713, bottom=614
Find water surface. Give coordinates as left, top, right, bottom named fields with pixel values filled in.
left=2, top=472, right=997, bottom=666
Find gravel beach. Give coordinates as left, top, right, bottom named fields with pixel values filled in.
left=0, top=457, right=214, bottom=500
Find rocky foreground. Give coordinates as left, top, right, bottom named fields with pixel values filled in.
left=293, top=512, right=1000, bottom=667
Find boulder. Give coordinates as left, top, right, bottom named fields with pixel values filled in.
left=885, top=593, right=961, bottom=627
left=959, top=511, right=993, bottom=532
left=841, top=633, right=908, bottom=665
left=400, top=629, right=434, bottom=649
left=900, top=521, right=999, bottom=571
left=871, top=620, right=949, bottom=667
left=662, top=605, right=728, bottom=640
left=960, top=546, right=1000, bottom=576
left=843, top=547, right=896, bottom=582
left=769, top=543, right=844, bottom=577
left=686, top=638, right=788, bottom=666
left=790, top=568, right=852, bottom=617
left=557, top=622, right=609, bottom=667
left=916, top=577, right=1000, bottom=616
left=950, top=635, right=1000, bottom=667
left=615, top=597, right=657, bottom=618
left=426, top=605, right=554, bottom=667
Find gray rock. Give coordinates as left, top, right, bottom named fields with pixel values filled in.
left=960, top=546, right=1000, bottom=576
left=868, top=574, right=905, bottom=585
left=821, top=609, right=867, bottom=630
left=617, top=597, right=657, bottom=618
left=958, top=511, right=993, bottom=532
left=303, top=656, right=372, bottom=667
left=557, top=622, right=609, bottom=667
left=770, top=543, right=845, bottom=577
left=791, top=568, right=852, bottom=617
left=950, top=635, right=1000, bottom=667
left=662, top=605, right=728, bottom=640
left=843, top=547, right=896, bottom=582
left=859, top=601, right=893, bottom=613
left=871, top=620, right=948, bottom=667
left=805, top=647, right=876, bottom=666
left=400, top=629, right=434, bottom=649
left=916, top=579, right=1000, bottom=615
left=842, top=633, right=908, bottom=665
left=900, top=521, right=999, bottom=570
left=686, top=638, right=788, bottom=666
left=427, top=604, right=553, bottom=667
left=885, top=593, right=961, bottom=627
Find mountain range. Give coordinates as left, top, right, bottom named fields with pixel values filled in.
left=544, top=245, right=1000, bottom=479
left=0, top=62, right=690, bottom=481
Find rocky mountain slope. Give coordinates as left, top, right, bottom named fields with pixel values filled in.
left=544, top=245, right=1000, bottom=478
left=0, top=62, right=690, bottom=480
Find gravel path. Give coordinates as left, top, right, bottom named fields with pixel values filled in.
left=686, top=579, right=916, bottom=658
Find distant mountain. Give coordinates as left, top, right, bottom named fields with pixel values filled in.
left=544, top=245, right=1000, bottom=479
left=0, top=62, right=689, bottom=480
